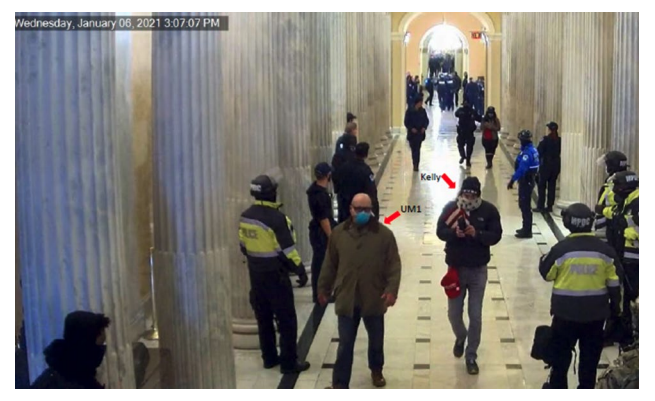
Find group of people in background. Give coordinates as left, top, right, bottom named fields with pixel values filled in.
left=408, top=69, right=485, bottom=117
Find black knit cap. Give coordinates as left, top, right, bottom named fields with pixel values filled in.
left=460, top=176, right=481, bottom=196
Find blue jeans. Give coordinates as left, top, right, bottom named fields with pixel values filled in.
left=333, top=307, right=385, bottom=388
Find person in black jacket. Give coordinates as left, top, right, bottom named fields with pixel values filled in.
left=404, top=95, right=430, bottom=172
left=464, top=78, right=479, bottom=108
left=455, top=102, right=481, bottom=167
left=338, top=142, right=379, bottom=223
left=452, top=72, right=462, bottom=107
left=437, top=177, right=502, bottom=376
left=306, top=162, right=337, bottom=303
left=425, top=78, right=434, bottom=107
left=333, top=122, right=359, bottom=223
left=31, top=311, right=110, bottom=389
left=534, top=122, right=561, bottom=212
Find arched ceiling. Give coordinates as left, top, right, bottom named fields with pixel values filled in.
left=393, top=12, right=499, bottom=34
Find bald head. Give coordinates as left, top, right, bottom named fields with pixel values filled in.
left=350, top=193, right=373, bottom=219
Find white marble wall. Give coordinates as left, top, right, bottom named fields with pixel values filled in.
left=151, top=16, right=236, bottom=388
left=329, top=13, right=347, bottom=152
left=16, top=17, right=136, bottom=388
left=612, top=12, right=639, bottom=173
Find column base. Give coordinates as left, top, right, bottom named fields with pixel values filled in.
left=232, top=319, right=260, bottom=350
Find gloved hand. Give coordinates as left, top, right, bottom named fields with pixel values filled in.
left=296, top=265, right=308, bottom=287
left=507, top=180, right=515, bottom=190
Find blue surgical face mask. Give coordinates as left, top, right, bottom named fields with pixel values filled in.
left=354, top=211, right=372, bottom=225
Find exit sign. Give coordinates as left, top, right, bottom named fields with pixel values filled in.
left=471, top=32, right=483, bottom=39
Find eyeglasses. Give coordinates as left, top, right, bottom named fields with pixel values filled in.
left=351, top=206, right=372, bottom=213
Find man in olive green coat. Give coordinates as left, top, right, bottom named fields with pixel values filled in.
left=318, top=193, right=402, bottom=389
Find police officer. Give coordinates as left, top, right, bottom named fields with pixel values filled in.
left=607, top=170, right=639, bottom=347
left=239, top=175, right=310, bottom=374
left=445, top=73, right=455, bottom=111
left=507, top=130, right=539, bottom=238
left=425, top=77, right=435, bottom=107
left=539, top=203, right=621, bottom=389
left=452, top=71, right=462, bottom=107
left=306, top=163, right=337, bottom=303
left=339, top=142, right=380, bottom=222
left=333, top=123, right=359, bottom=223
left=455, top=101, right=481, bottom=168
left=436, top=73, right=447, bottom=111
left=594, top=151, right=629, bottom=241
left=534, top=122, right=561, bottom=213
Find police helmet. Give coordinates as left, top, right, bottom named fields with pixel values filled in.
left=250, top=175, right=278, bottom=200
left=603, top=151, right=629, bottom=175
left=611, top=171, right=638, bottom=195
left=518, top=130, right=533, bottom=141
left=562, top=203, right=594, bottom=233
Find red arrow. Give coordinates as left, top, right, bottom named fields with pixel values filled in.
left=441, top=173, right=456, bottom=189
left=384, top=210, right=401, bottom=225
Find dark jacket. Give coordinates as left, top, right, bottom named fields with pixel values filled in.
left=339, top=159, right=379, bottom=219
left=437, top=200, right=503, bottom=267
left=332, top=135, right=357, bottom=193
left=480, top=117, right=501, bottom=141
left=464, top=81, right=479, bottom=102
left=306, top=182, right=336, bottom=234
left=537, top=134, right=561, bottom=171
left=31, top=312, right=108, bottom=389
left=453, top=75, right=462, bottom=91
left=404, top=106, right=429, bottom=142
left=539, top=233, right=621, bottom=322
left=318, top=218, right=402, bottom=317
left=455, top=105, right=481, bottom=135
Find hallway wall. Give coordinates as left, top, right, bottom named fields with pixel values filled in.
left=500, top=12, right=639, bottom=208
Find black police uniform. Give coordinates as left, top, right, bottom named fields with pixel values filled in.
left=332, top=135, right=357, bottom=223
left=455, top=104, right=481, bottom=165
left=445, top=74, right=455, bottom=111
left=404, top=104, right=430, bottom=170
left=425, top=78, right=434, bottom=106
left=539, top=205, right=621, bottom=389
left=453, top=74, right=462, bottom=106
left=239, top=199, right=306, bottom=371
left=536, top=131, right=561, bottom=210
left=306, top=182, right=337, bottom=303
left=436, top=75, right=447, bottom=111
left=339, top=159, right=379, bottom=221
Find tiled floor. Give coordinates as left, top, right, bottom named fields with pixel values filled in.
left=232, top=106, right=619, bottom=389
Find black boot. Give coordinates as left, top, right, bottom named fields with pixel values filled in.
left=515, top=230, right=533, bottom=239
left=485, top=155, right=493, bottom=169
left=281, top=361, right=311, bottom=374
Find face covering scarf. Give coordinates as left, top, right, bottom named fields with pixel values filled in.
left=457, top=196, right=482, bottom=212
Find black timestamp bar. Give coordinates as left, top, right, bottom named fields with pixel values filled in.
left=15, top=16, right=229, bottom=31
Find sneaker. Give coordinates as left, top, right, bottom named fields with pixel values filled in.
left=515, top=231, right=533, bottom=239
left=371, top=370, right=387, bottom=388
left=280, top=361, right=311, bottom=374
left=466, top=359, right=479, bottom=375
left=453, top=339, right=465, bottom=358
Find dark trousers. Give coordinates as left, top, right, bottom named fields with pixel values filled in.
left=548, top=317, right=604, bottom=389
left=482, top=138, right=498, bottom=166
left=309, top=229, right=328, bottom=303
left=518, top=176, right=535, bottom=232
left=426, top=90, right=434, bottom=106
left=409, top=139, right=423, bottom=168
left=537, top=167, right=560, bottom=209
left=337, top=193, right=350, bottom=223
left=620, top=260, right=639, bottom=345
left=457, top=134, right=475, bottom=162
left=455, top=91, right=460, bottom=107
left=249, top=271, right=298, bottom=370
left=333, top=307, right=385, bottom=388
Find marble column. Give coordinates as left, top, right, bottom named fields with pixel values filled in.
left=221, top=13, right=280, bottom=349
left=486, top=33, right=502, bottom=117
left=346, top=13, right=363, bottom=141
left=152, top=18, right=236, bottom=388
left=611, top=12, right=639, bottom=173
left=533, top=13, right=548, bottom=142
left=517, top=13, right=536, bottom=135
left=329, top=13, right=347, bottom=156
left=581, top=12, right=615, bottom=207
left=309, top=13, right=332, bottom=165
left=545, top=13, right=563, bottom=131
left=16, top=19, right=136, bottom=388
left=273, top=13, right=313, bottom=264
left=500, top=12, right=515, bottom=135
left=557, top=12, right=585, bottom=210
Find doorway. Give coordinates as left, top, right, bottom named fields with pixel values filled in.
left=419, top=23, right=469, bottom=79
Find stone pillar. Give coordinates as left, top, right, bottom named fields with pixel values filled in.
left=611, top=12, right=639, bottom=173
left=391, top=31, right=406, bottom=133
left=16, top=19, right=136, bottom=388
left=557, top=12, right=586, bottom=210
left=346, top=13, right=363, bottom=140
left=517, top=13, right=536, bottom=134
left=581, top=12, right=615, bottom=207
left=500, top=13, right=515, bottom=134
left=329, top=13, right=347, bottom=154
left=533, top=13, right=548, bottom=142
left=545, top=13, right=564, bottom=131
left=309, top=13, right=333, bottom=164
left=221, top=13, right=280, bottom=349
left=273, top=13, right=312, bottom=264
left=152, top=18, right=236, bottom=388
left=486, top=33, right=502, bottom=117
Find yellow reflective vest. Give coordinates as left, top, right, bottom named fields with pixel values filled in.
left=239, top=201, right=303, bottom=273
left=539, top=233, right=621, bottom=322
left=594, top=181, right=617, bottom=240
left=613, top=189, right=639, bottom=262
